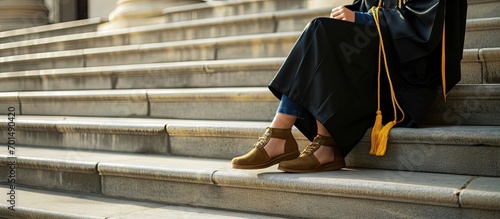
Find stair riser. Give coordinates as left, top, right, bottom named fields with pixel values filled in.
left=166, top=124, right=500, bottom=177
left=0, top=64, right=281, bottom=92
left=467, top=0, right=500, bottom=19
left=0, top=18, right=103, bottom=44
left=101, top=175, right=496, bottom=219
left=482, top=48, right=500, bottom=83
left=0, top=47, right=494, bottom=92
left=0, top=56, right=84, bottom=73
left=2, top=118, right=498, bottom=177
left=163, top=0, right=307, bottom=23
left=0, top=38, right=297, bottom=72
left=0, top=88, right=497, bottom=126
left=0, top=163, right=100, bottom=194
left=164, top=0, right=500, bottom=22
left=0, top=11, right=319, bottom=58
left=5, top=161, right=492, bottom=219
left=465, top=26, right=500, bottom=49
left=348, top=141, right=500, bottom=177
left=2, top=7, right=495, bottom=60
left=170, top=132, right=500, bottom=177
left=422, top=86, right=500, bottom=126
left=0, top=130, right=169, bottom=154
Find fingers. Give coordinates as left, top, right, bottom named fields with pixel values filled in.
left=330, top=6, right=355, bottom=22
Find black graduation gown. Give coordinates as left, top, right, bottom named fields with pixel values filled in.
left=268, top=0, right=467, bottom=157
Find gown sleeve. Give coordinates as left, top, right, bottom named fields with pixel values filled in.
left=354, top=12, right=374, bottom=25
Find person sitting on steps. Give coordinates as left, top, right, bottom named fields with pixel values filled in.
left=231, top=0, right=467, bottom=173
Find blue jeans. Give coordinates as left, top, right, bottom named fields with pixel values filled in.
left=277, top=95, right=304, bottom=119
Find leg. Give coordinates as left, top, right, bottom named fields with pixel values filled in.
left=264, top=113, right=297, bottom=158
left=278, top=120, right=345, bottom=173
left=314, top=120, right=336, bottom=164
left=231, top=95, right=301, bottom=169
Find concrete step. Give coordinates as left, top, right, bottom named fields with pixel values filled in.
left=1, top=6, right=496, bottom=58
left=0, top=146, right=498, bottom=218
left=0, top=48, right=496, bottom=92
left=0, top=32, right=300, bottom=72
left=0, top=187, right=283, bottom=219
left=462, top=47, right=500, bottom=84
left=468, top=0, right=500, bottom=19
left=0, top=8, right=328, bottom=57
left=164, top=0, right=500, bottom=22
left=422, top=84, right=500, bottom=126
left=0, top=17, right=105, bottom=44
left=0, top=84, right=498, bottom=125
left=0, top=58, right=285, bottom=92
left=1, top=116, right=499, bottom=176
left=0, top=29, right=497, bottom=76
left=465, top=17, right=500, bottom=49
left=162, top=0, right=309, bottom=23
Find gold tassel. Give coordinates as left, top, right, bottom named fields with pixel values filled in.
left=370, top=110, right=382, bottom=155
left=376, top=121, right=396, bottom=156
left=369, top=5, right=406, bottom=157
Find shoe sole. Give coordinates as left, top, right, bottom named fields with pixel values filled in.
left=278, top=162, right=346, bottom=173
left=232, top=151, right=300, bottom=169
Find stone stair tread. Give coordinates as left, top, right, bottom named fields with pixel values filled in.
left=0, top=32, right=299, bottom=66
left=1, top=6, right=496, bottom=57
left=0, top=84, right=497, bottom=125
left=1, top=115, right=498, bottom=177
left=0, top=7, right=324, bottom=56
left=1, top=34, right=489, bottom=63
left=0, top=187, right=283, bottom=219
left=0, top=115, right=269, bottom=133
left=2, top=146, right=499, bottom=214
left=0, top=48, right=494, bottom=91
left=161, top=0, right=310, bottom=22
left=0, top=57, right=285, bottom=77
left=2, top=115, right=499, bottom=144
left=0, top=17, right=105, bottom=44
left=467, top=17, right=500, bottom=30
left=467, top=0, right=500, bottom=19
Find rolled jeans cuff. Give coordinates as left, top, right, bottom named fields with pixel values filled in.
left=276, top=94, right=304, bottom=119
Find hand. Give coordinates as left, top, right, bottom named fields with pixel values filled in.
left=330, top=6, right=355, bottom=22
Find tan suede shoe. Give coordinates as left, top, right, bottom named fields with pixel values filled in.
left=231, top=127, right=300, bottom=169
left=278, top=135, right=345, bottom=173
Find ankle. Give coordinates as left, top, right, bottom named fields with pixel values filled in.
left=314, top=146, right=335, bottom=164
left=264, top=138, right=286, bottom=158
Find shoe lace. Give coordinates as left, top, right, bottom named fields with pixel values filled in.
left=301, top=138, right=321, bottom=156
left=254, top=130, right=271, bottom=148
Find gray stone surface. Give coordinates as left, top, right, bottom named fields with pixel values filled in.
left=465, top=17, right=500, bottom=49
left=0, top=92, right=19, bottom=116
left=0, top=50, right=84, bottom=72
left=0, top=17, right=104, bottom=44
left=348, top=139, right=500, bottom=177
left=216, top=32, right=297, bottom=60
left=163, top=0, right=307, bottom=23
left=461, top=177, right=500, bottom=211
left=422, top=84, right=500, bottom=126
left=4, top=146, right=499, bottom=218
left=460, top=49, right=483, bottom=84
left=166, top=121, right=309, bottom=159
left=481, top=47, right=500, bottom=83
left=0, top=58, right=285, bottom=92
left=2, top=115, right=499, bottom=176
left=19, top=90, right=148, bottom=117
left=467, top=0, right=500, bottom=19
left=148, top=87, right=278, bottom=120
left=0, top=156, right=100, bottom=193
left=0, top=187, right=282, bottom=219
left=0, top=116, right=170, bottom=153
